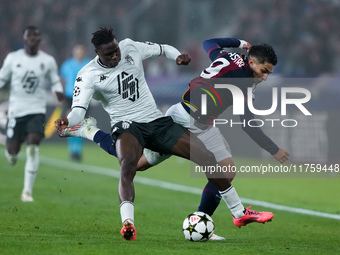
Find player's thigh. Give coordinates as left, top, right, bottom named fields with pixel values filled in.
left=26, top=114, right=45, bottom=145
left=142, top=148, right=171, bottom=168
left=148, top=117, right=187, bottom=154
left=165, top=102, right=190, bottom=128
left=115, top=132, right=143, bottom=168
left=6, top=140, right=21, bottom=155
left=26, top=133, right=43, bottom=145
left=171, top=130, right=214, bottom=164
left=6, top=117, right=25, bottom=154
left=197, top=126, right=232, bottom=162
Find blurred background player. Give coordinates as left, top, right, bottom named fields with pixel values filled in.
left=0, top=26, right=64, bottom=202
left=60, top=44, right=91, bottom=161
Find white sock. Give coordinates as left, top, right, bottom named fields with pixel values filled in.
left=23, top=145, right=39, bottom=195
left=219, top=185, right=245, bottom=218
left=120, top=201, right=134, bottom=225
left=5, top=150, right=19, bottom=165
left=86, top=127, right=99, bottom=141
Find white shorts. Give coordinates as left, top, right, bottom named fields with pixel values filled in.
left=144, top=102, right=232, bottom=165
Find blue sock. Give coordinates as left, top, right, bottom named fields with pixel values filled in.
left=93, top=130, right=117, bottom=157
left=197, top=182, right=221, bottom=216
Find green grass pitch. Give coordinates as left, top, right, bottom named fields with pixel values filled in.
left=0, top=143, right=339, bottom=254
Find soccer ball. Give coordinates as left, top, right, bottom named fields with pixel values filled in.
left=182, top=211, right=215, bottom=241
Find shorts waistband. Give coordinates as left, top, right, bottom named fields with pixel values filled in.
left=181, top=101, right=191, bottom=114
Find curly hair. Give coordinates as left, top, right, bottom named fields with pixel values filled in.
left=248, top=43, right=278, bottom=65
left=23, top=25, right=40, bottom=35
left=91, top=27, right=116, bottom=49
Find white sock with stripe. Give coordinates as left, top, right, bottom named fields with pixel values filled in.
left=23, top=145, right=39, bottom=195
left=219, top=185, right=245, bottom=218
left=120, top=201, right=134, bottom=225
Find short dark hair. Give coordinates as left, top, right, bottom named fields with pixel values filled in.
left=248, top=43, right=278, bottom=66
left=91, top=27, right=116, bottom=49
left=23, top=25, right=39, bottom=35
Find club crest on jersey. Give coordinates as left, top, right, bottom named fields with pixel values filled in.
left=125, top=54, right=134, bottom=65
left=122, top=121, right=131, bottom=129
left=73, top=86, right=81, bottom=97
left=40, top=63, right=45, bottom=71
left=76, top=77, right=82, bottom=82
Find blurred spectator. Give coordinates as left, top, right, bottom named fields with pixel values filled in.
left=0, top=0, right=340, bottom=76
left=60, top=44, right=91, bottom=161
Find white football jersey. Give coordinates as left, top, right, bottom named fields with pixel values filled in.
left=0, top=49, right=62, bottom=118
left=72, top=38, right=165, bottom=127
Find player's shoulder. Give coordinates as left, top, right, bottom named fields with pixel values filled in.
left=6, top=49, right=25, bottom=59
left=119, top=38, right=148, bottom=53
left=38, top=50, right=53, bottom=58
left=37, top=50, right=58, bottom=63
left=77, top=57, right=97, bottom=76
left=119, top=38, right=134, bottom=47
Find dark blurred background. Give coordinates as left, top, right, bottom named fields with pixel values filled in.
left=1, top=0, right=340, bottom=75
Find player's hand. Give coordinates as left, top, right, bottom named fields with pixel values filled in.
left=240, top=40, right=251, bottom=52
left=273, top=148, right=290, bottom=163
left=176, top=54, right=191, bottom=65
left=54, top=117, right=69, bottom=136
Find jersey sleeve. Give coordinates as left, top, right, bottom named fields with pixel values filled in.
left=124, top=38, right=162, bottom=60
left=0, top=53, right=13, bottom=89
left=71, top=69, right=94, bottom=111
left=240, top=101, right=280, bottom=155
left=203, top=38, right=241, bottom=61
left=48, top=57, right=63, bottom=93
left=125, top=38, right=181, bottom=61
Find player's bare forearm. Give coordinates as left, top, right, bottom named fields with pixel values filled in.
left=55, top=91, right=64, bottom=103
left=176, top=54, right=191, bottom=65
left=273, top=148, right=290, bottom=163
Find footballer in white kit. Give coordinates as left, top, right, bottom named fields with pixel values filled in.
left=0, top=49, right=62, bottom=118
left=0, top=26, right=63, bottom=202
left=57, top=28, right=237, bottom=241
left=71, top=38, right=164, bottom=127
left=56, top=30, right=283, bottom=241
left=69, top=37, right=191, bottom=154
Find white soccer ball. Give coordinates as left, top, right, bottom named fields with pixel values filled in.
left=182, top=211, right=215, bottom=242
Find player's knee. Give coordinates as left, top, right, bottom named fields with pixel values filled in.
left=26, top=145, right=39, bottom=157
left=119, top=158, right=138, bottom=179
left=204, top=150, right=216, bottom=165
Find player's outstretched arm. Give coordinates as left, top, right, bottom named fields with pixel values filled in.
left=273, top=148, right=290, bottom=163
left=55, top=91, right=64, bottom=103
